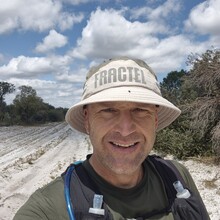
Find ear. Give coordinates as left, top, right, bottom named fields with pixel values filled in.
left=83, top=106, right=88, bottom=119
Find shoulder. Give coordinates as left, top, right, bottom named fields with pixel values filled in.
left=147, top=155, right=200, bottom=195
left=14, top=176, right=68, bottom=220
left=147, top=155, right=193, bottom=184
left=169, top=160, right=193, bottom=183
left=39, top=176, right=64, bottom=197
left=30, top=176, right=66, bottom=213
left=168, top=160, right=201, bottom=195
left=28, top=176, right=65, bottom=205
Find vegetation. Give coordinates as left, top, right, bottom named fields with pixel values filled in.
left=155, top=49, right=220, bottom=162
left=0, top=49, right=219, bottom=162
left=0, top=82, right=15, bottom=122
left=0, top=84, right=67, bottom=126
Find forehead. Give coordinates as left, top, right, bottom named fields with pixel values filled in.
left=88, top=101, right=156, bottom=109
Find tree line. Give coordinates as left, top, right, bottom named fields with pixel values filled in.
left=0, top=49, right=219, bottom=161
left=0, top=84, right=68, bottom=125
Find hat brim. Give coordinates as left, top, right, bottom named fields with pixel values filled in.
left=65, top=86, right=181, bottom=133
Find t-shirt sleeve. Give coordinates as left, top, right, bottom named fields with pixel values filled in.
left=13, top=190, right=53, bottom=220
left=13, top=177, right=68, bottom=220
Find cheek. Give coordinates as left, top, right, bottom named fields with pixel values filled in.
left=88, top=120, right=108, bottom=149
left=139, top=118, right=157, bottom=140
left=87, top=117, right=108, bottom=136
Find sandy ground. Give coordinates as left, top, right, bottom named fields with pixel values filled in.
left=0, top=122, right=219, bottom=220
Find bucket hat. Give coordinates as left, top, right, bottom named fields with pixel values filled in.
left=65, top=57, right=181, bottom=133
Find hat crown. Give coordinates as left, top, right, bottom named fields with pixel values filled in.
left=86, top=57, right=157, bottom=79
left=82, top=57, right=161, bottom=100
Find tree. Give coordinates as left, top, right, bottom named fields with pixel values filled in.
left=0, top=82, right=15, bottom=121
left=160, top=70, right=187, bottom=105
left=187, top=49, right=220, bottom=97
left=186, top=49, right=220, bottom=160
left=156, top=53, right=220, bottom=159
left=0, top=82, right=15, bottom=105
left=13, top=86, right=45, bottom=123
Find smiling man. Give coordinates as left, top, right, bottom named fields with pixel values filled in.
left=14, top=57, right=210, bottom=220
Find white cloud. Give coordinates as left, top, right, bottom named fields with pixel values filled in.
left=0, top=56, right=54, bottom=77
left=185, top=0, right=220, bottom=35
left=60, top=0, right=109, bottom=5
left=130, top=0, right=181, bottom=20
left=55, top=68, right=87, bottom=83
left=60, top=0, right=94, bottom=5
left=0, top=0, right=84, bottom=33
left=71, top=8, right=162, bottom=59
left=35, top=30, right=68, bottom=53
left=148, top=0, right=181, bottom=20
left=141, top=35, right=208, bottom=72
left=0, top=55, right=72, bottom=78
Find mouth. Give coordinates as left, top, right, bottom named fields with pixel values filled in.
left=110, top=141, right=139, bottom=148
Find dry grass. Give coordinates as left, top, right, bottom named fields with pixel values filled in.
left=185, top=156, right=219, bottom=165
left=203, top=176, right=218, bottom=189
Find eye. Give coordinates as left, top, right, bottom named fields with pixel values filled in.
left=133, top=108, right=151, bottom=117
left=101, top=108, right=117, bottom=113
left=98, top=108, right=118, bottom=119
left=133, top=108, right=146, bottom=112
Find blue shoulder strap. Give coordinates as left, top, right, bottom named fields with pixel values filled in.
left=64, top=161, right=82, bottom=220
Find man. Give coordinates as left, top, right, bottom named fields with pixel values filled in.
left=14, top=57, right=210, bottom=220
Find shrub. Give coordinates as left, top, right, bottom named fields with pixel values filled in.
left=155, top=127, right=213, bottom=160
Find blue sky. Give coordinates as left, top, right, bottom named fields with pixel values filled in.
left=0, top=0, right=219, bottom=108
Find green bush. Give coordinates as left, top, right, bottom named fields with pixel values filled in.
left=155, top=127, right=213, bottom=160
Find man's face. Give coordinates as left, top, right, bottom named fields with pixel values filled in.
left=84, top=101, right=158, bottom=176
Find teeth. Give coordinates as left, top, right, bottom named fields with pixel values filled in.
left=112, top=142, right=135, bottom=147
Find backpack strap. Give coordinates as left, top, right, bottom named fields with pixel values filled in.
left=148, top=155, right=187, bottom=207
left=134, top=155, right=184, bottom=219
left=62, top=162, right=113, bottom=220
left=145, top=155, right=210, bottom=220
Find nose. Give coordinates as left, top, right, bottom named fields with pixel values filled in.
left=114, top=111, right=136, bottom=136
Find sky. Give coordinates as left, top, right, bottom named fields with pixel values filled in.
left=0, top=0, right=220, bottom=108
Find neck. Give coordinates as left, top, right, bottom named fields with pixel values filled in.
left=89, top=157, right=144, bottom=189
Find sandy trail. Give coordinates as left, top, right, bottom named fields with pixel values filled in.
left=0, top=122, right=92, bottom=220
left=0, top=122, right=219, bottom=220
